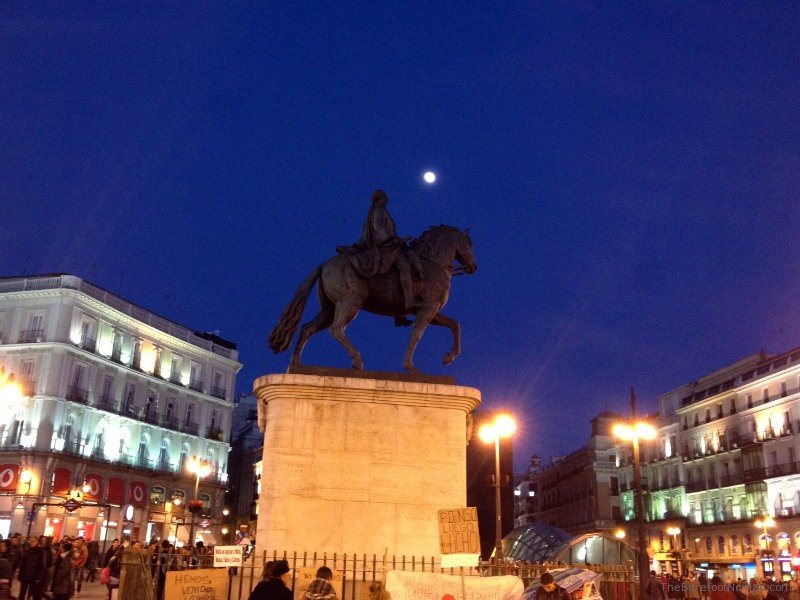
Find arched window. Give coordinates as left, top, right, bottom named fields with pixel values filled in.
left=137, top=432, right=150, bottom=466
left=171, top=489, right=186, bottom=505
left=730, top=535, right=739, bottom=554
left=717, top=536, right=725, bottom=554
left=179, top=442, right=189, bottom=472
left=705, top=537, right=713, bottom=553
left=62, top=414, right=74, bottom=449
left=150, top=486, right=165, bottom=505
left=198, top=492, right=211, bottom=510
left=743, top=534, right=753, bottom=552
left=157, top=437, right=170, bottom=471
left=92, top=421, right=106, bottom=459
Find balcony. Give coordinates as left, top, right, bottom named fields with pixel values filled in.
left=685, top=480, right=707, bottom=493
left=20, top=380, right=36, bottom=396
left=95, top=395, right=118, bottom=412
left=189, top=379, right=203, bottom=393
left=66, top=385, right=89, bottom=404
left=210, top=385, right=226, bottom=400
left=162, top=416, right=181, bottom=432
left=765, top=461, right=800, bottom=478
left=169, top=371, right=183, bottom=385
left=718, top=474, right=743, bottom=487
left=79, top=336, right=96, bottom=351
left=183, top=421, right=199, bottom=435
left=19, top=329, right=44, bottom=343
left=206, top=426, right=224, bottom=441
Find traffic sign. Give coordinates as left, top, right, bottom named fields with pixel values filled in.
left=26, top=510, right=35, bottom=523
left=64, top=499, right=82, bottom=512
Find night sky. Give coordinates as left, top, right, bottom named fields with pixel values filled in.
left=3, top=3, right=800, bottom=471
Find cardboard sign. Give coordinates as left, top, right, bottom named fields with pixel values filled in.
left=293, top=566, right=344, bottom=600
left=213, top=545, right=243, bottom=567
left=440, top=553, right=480, bottom=568
left=385, top=570, right=523, bottom=600
left=438, top=507, right=480, bottom=554
left=165, top=568, right=229, bottom=600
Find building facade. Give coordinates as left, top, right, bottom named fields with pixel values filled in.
left=527, top=411, right=622, bottom=535
left=616, top=350, right=800, bottom=580
left=0, top=274, right=241, bottom=546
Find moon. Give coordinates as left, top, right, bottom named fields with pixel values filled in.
left=423, top=171, right=436, bottom=184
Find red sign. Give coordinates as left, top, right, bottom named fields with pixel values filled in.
left=0, top=464, right=19, bottom=492
left=52, top=468, right=72, bottom=496
left=64, top=499, right=82, bottom=512
left=129, top=481, right=147, bottom=506
left=107, top=478, right=125, bottom=505
left=83, top=473, right=103, bottom=500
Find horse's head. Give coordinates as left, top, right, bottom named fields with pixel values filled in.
left=411, top=225, right=477, bottom=274
left=454, top=228, right=477, bottom=274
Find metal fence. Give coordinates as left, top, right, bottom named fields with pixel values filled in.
left=129, top=549, right=636, bottom=600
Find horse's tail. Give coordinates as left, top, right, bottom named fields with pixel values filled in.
left=268, top=264, right=323, bottom=353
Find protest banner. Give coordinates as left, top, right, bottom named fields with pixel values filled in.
left=213, top=545, right=244, bottom=567
left=438, top=507, right=480, bottom=555
left=165, top=568, right=229, bottom=600
left=385, top=570, right=523, bottom=600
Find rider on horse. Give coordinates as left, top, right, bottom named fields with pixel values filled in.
left=342, top=189, right=422, bottom=324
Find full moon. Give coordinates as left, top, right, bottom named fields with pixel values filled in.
left=423, top=171, right=436, bottom=184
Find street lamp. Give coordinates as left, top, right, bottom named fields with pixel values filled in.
left=613, top=419, right=656, bottom=600
left=478, top=413, right=516, bottom=563
left=187, top=456, right=212, bottom=547
left=754, top=516, right=776, bottom=577
left=0, top=368, right=23, bottom=403
left=667, top=527, right=682, bottom=575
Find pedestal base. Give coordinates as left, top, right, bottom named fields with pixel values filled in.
left=253, top=372, right=481, bottom=558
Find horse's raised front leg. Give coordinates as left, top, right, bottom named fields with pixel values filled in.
left=430, top=311, right=460, bottom=365
left=403, top=305, right=438, bottom=372
left=329, top=302, right=364, bottom=370
left=291, top=304, right=335, bottom=367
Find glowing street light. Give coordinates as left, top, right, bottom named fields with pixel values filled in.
left=614, top=529, right=626, bottom=539
left=478, top=413, right=516, bottom=563
left=187, top=456, right=212, bottom=546
left=614, top=407, right=657, bottom=600
left=755, top=515, right=776, bottom=577
left=0, top=368, right=23, bottom=404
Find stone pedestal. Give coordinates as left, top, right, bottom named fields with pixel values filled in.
left=253, top=372, right=481, bottom=558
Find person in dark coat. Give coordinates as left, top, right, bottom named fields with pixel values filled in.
left=248, top=559, right=293, bottom=600
left=535, top=572, right=570, bottom=600
left=17, top=537, right=45, bottom=600
left=51, top=542, right=73, bottom=600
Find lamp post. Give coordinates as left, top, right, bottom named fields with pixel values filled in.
left=667, top=527, right=682, bottom=575
left=478, top=413, right=516, bottom=564
left=0, top=367, right=23, bottom=402
left=187, top=456, right=212, bottom=547
left=754, top=516, right=776, bottom=578
left=613, top=418, right=656, bottom=600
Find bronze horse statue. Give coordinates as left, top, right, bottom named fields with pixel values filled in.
left=268, top=225, right=477, bottom=372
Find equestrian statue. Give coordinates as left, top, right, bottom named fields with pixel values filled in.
left=268, top=189, right=477, bottom=372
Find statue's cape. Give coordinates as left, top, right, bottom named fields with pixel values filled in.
left=337, top=240, right=402, bottom=278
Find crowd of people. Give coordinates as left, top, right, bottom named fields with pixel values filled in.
left=645, top=570, right=800, bottom=600
left=0, top=533, right=104, bottom=599
left=0, top=533, right=223, bottom=600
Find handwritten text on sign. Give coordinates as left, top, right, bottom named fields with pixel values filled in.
left=213, top=546, right=243, bottom=567
left=165, top=568, right=229, bottom=600
left=438, top=507, right=480, bottom=554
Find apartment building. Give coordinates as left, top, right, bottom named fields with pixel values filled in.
left=0, top=274, right=241, bottom=545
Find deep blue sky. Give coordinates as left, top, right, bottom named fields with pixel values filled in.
left=3, top=3, right=800, bottom=471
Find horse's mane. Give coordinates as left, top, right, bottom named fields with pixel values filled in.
left=409, top=225, right=463, bottom=254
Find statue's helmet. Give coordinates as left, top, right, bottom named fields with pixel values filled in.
left=371, top=189, right=388, bottom=203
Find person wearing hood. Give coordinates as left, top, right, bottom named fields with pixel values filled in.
left=248, top=559, right=293, bottom=600
left=50, top=542, right=73, bottom=600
